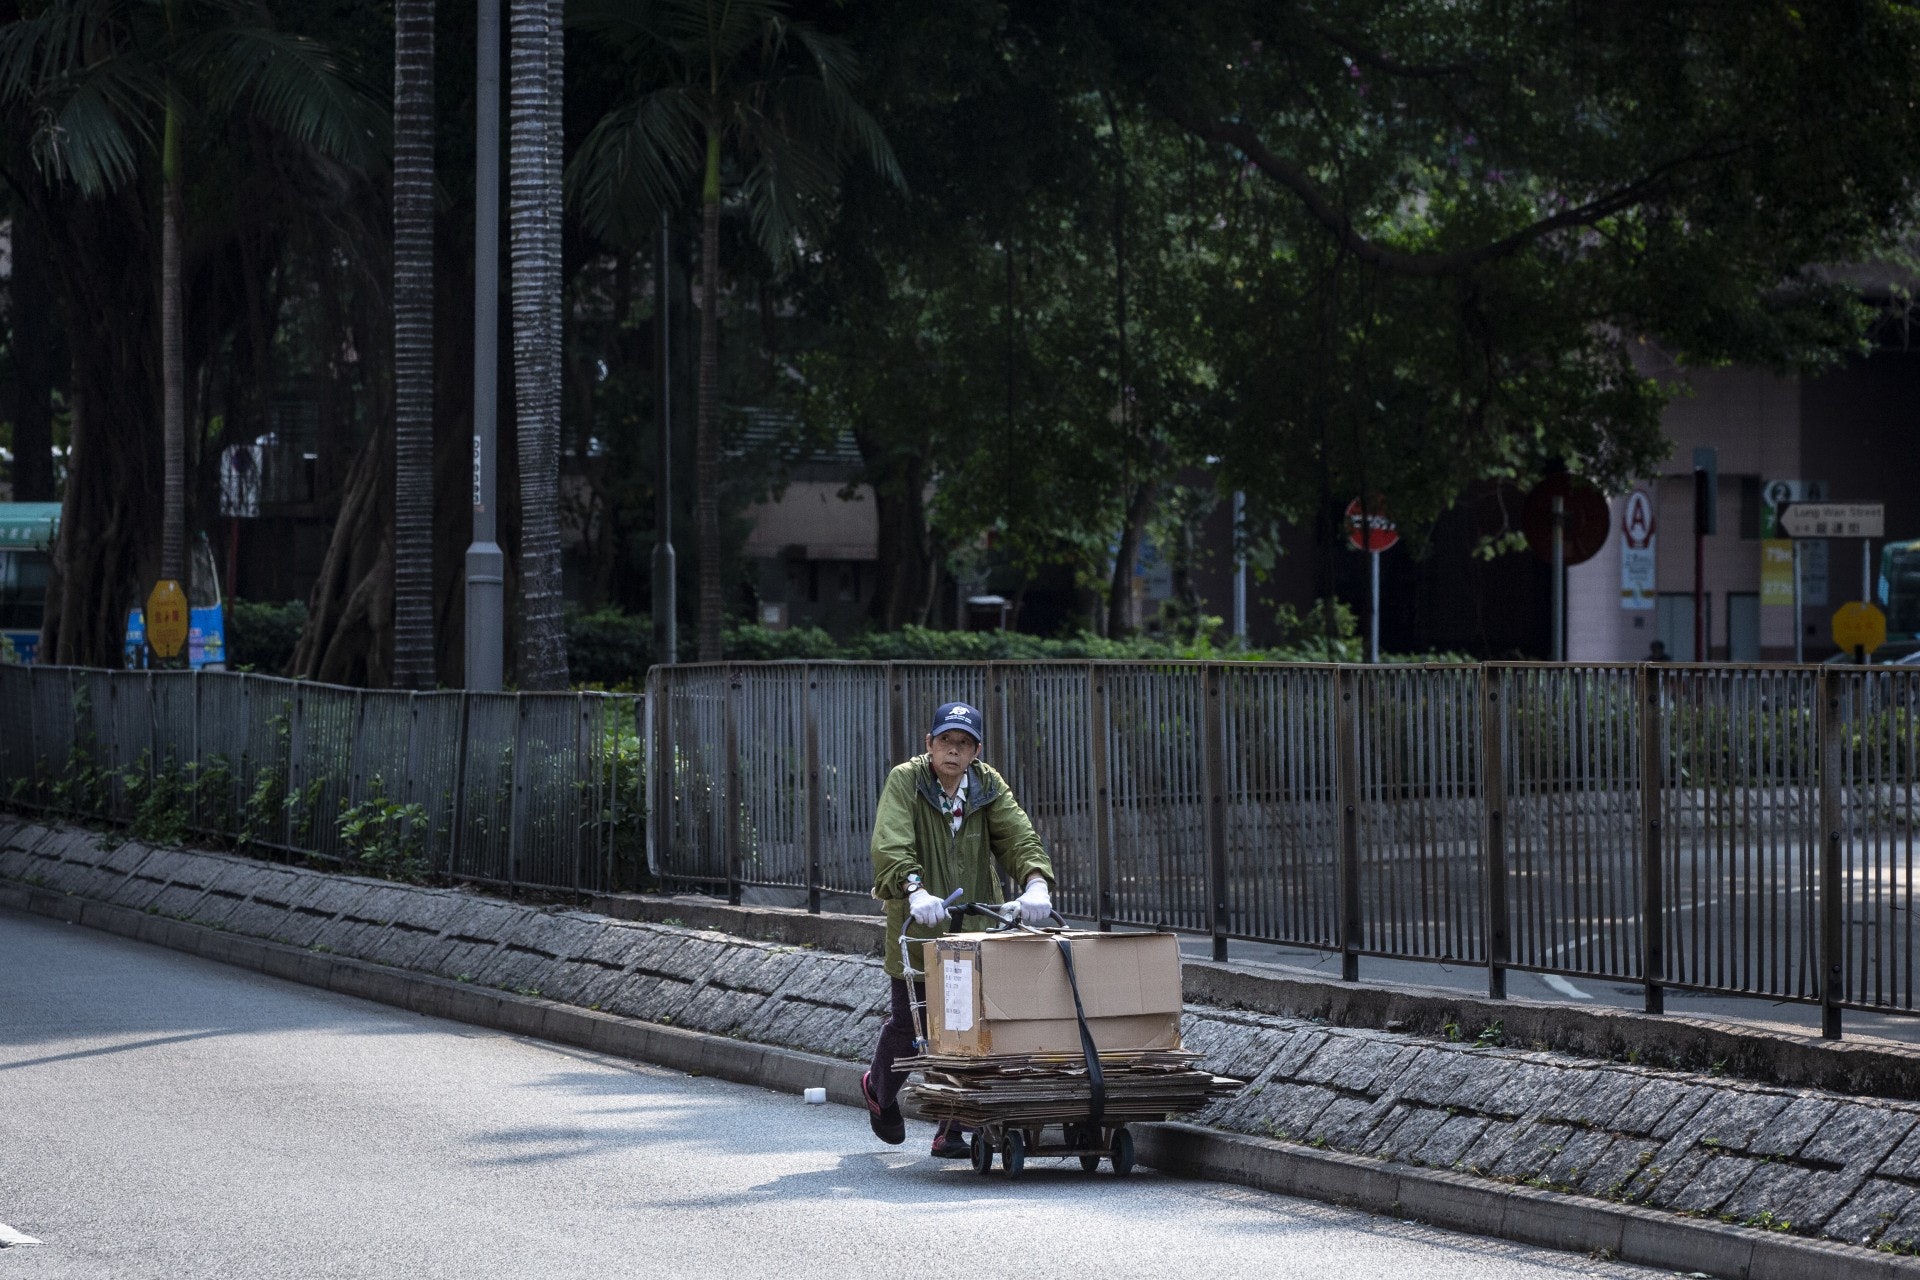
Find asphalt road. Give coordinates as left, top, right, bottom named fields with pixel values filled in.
left=0, top=906, right=1673, bottom=1280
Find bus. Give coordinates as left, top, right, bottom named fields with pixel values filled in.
left=0, top=502, right=59, bottom=664
left=0, top=502, right=227, bottom=668
left=1885, top=539, right=1920, bottom=655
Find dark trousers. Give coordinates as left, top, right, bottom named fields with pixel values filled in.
left=867, top=982, right=967, bottom=1143
left=871, top=977, right=969, bottom=1138
left=869, top=977, right=921, bottom=1108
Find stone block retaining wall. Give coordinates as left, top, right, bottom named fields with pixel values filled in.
left=5, top=814, right=1919, bottom=1260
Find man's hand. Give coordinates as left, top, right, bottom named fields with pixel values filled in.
left=1007, top=877, right=1052, bottom=925
left=908, top=887, right=949, bottom=928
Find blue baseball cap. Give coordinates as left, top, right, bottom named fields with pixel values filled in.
left=928, top=701, right=983, bottom=744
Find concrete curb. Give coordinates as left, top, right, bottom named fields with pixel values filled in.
left=1134, top=1124, right=1915, bottom=1280
left=596, top=890, right=1920, bottom=1102
left=11, top=879, right=1915, bottom=1280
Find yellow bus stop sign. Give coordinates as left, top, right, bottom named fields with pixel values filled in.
left=146, top=580, right=189, bottom=659
left=1832, top=601, right=1886, bottom=655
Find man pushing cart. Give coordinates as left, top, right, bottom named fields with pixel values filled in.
left=862, top=700, right=1056, bottom=1158
left=862, top=700, right=1240, bottom=1173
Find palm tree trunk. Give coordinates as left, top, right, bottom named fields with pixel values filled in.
left=391, top=0, right=437, bottom=689
left=696, top=130, right=722, bottom=661
left=160, top=109, right=186, bottom=593
left=508, top=0, right=568, bottom=688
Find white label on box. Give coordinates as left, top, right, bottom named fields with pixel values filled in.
left=942, top=958, right=973, bottom=1032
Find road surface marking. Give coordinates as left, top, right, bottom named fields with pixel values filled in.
left=1540, top=974, right=1594, bottom=1000
left=0, top=1222, right=43, bottom=1246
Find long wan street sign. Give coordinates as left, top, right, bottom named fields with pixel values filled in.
left=1778, top=503, right=1883, bottom=539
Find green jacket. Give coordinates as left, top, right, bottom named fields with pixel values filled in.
left=870, top=754, right=1054, bottom=978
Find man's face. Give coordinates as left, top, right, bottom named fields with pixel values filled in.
left=926, top=729, right=980, bottom=786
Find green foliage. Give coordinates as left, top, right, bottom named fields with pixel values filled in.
left=566, top=604, right=1457, bottom=678
left=336, top=778, right=431, bottom=884
left=719, top=616, right=1455, bottom=665
left=567, top=0, right=903, bottom=261
left=227, top=599, right=308, bottom=675
left=566, top=605, right=654, bottom=687
left=121, top=753, right=192, bottom=848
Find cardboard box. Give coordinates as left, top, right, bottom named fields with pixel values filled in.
left=921, top=929, right=1183, bottom=1057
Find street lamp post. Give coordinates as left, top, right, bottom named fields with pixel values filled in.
left=464, top=0, right=504, bottom=691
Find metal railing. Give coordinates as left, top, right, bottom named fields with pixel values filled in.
left=649, top=660, right=1920, bottom=1039
left=0, top=666, right=645, bottom=894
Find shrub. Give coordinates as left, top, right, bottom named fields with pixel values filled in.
left=227, top=599, right=307, bottom=674
left=566, top=605, right=654, bottom=687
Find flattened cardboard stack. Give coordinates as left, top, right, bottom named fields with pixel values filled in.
left=899, top=929, right=1240, bottom=1126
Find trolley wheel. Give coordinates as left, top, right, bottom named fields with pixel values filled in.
left=1003, top=1129, right=1026, bottom=1179
left=1079, top=1152, right=1102, bottom=1173
left=970, top=1129, right=994, bottom=1176
left=1109, top=1126, right=1135, bottom=1177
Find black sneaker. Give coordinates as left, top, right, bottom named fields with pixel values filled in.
left=862, top=1070, right=905, bottom=1145
left=930, top=1124, right=972, bottom=1159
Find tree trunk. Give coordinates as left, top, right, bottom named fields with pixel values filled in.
left=854, top=427, right=936, bottom=631
left=696, top=132, right=723, bottom=661
left=290, top=415, right=396, bottom=685
left=508, top=0, right=568, bottom=688
left=9, top=208, right=55, bottom=502
left=1106, top=478, right=1156, bottom=638
left=40, top=184, right=164, bottom=667
left=391, top=0, right=437, bottom=689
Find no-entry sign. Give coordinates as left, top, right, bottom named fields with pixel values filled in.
left=1345, top=498, right=1399, bottom=553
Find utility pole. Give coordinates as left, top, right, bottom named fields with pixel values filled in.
left=1692, top=447, right=1717, bottom=661
left=1231, top=490, right=1246, bottom=647
left=464, top=0, right=504, bottom=690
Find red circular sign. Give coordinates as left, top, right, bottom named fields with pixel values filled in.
left=1345, top=497, right=1399, bottom=553
left=1522, top=475, right=1611, bottom=565
left=1621, top=490, right=1655, bottom=550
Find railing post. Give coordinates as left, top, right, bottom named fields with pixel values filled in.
left=1090, top=663, right=1113, bottom=931
left=1481, top=667, right=1509, bottom=999
left=1203, top=663, right=1229, bottom=962
left=804, top=663, right=822, bottom=914
left=349, top=687, right=368, bottom=807
left=887, top=662, right=907, bottom=765
left=988, top=661, right=1009, bottom=768
left=403, top=692, right=424, bottom=876
left=1640, top=664, right=1665, bottom=1016
left=509, top=695, right=529, bottom=891
left=1820, top=669, right=1845, bottom=1040
left=725, top=663, right=743, bottom=905
left=577, top=695, right=596, bottom=895
left=189, top=670, right=201, bottom=830
left=1336, top=666, right=1362, bottom=982
left=286, top=683, right=308, bottom=850
left=447, top=692, right=472, bottom=881
left=646, top=668, right=667, bottom=888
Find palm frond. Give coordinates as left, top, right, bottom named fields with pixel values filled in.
left=787, top=22, right=858, bottom=99
left=39, top=69, right=148, bottom=193
left=0, top=0, right=163, bottom=195
left=566, top=86, right=704, bottom=242
left=189, top=24, right=387, bottom=169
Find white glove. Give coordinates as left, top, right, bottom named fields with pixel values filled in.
left=908, top=887, right=949, bottom=928
left=1007, top=877, right=1052, bottom=925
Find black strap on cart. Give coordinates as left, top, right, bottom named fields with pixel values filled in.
left=1053, top=936, right=1106, bottom=1132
